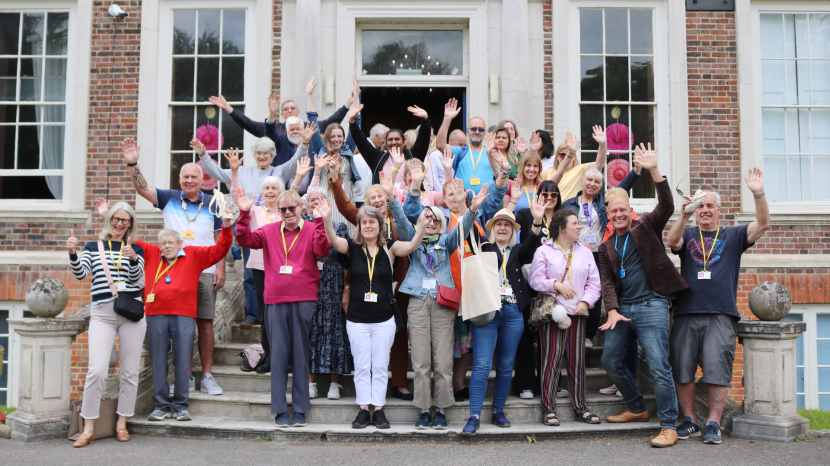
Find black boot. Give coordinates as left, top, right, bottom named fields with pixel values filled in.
left=255, top=355, right=271, bottom=374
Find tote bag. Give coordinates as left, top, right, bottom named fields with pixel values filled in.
left=458, top=226, right=501, bottom=325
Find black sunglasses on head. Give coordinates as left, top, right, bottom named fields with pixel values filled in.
left=278, top=205, right=298, bottom=214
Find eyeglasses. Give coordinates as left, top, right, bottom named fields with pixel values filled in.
left=278, top=205, right=298, bottom=214
left=111, top=217, right=132, bottom=225
left=159, top=241, right=179, bottom=247
left=539, top=192, right=558, bottom=199
left=283, top=106, right=297, bottom=112
left=469, top=127, right=486, bottom=133
left=424, top=215, right=441, bottom=225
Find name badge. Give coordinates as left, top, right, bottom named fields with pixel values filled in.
left=464, top=242, right=471, bottom=254
left=146, top=293, right=155, bottom=303
left=182, top=229, right=195, bottom=240
left=500, top=286, right=513, bottom=296
left=317, top=261, right=324, bottom=271
left=586, top=235, right=597, bottom=243
left=469, top=178, right=481, bottom=186
left=698, top=271, right=712, bottom=280
left=280, top=265, right=293, bottom=274
left=620, top=268, right=626, bottom=278
left=115, top=281, right=127, bottom=291
left=423, top=279, right=437, bottom=290
left=364, top=292, right=378, bottom=303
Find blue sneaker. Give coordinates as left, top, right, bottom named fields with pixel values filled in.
left=274, top=412, right=290, bottom=427
left=415, top=412, right=432, bottom=429
left=461, top=416, right=480, bottom=436
left=677, top=416, right=701, bottom=439
left=491, top=411, right=511, bottom=428
left=291, top=412, right=307, bottom=427
left=432, top=412, right=448, bottom=430
left=704, top=421, right=722, bottom=444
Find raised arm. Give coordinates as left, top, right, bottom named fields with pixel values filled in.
left=744, top=168, right=770, bottom=244
left=273, top=123, right=315, bottom=183
left=329, top=165, right=360, bottom=225
left=121, top=138, right=157, bottom=205
left=588, top=125, right=608, bottom=171
left=440, top=184, right=488, bottom=253
left=192, top=139, right=232, bottom=184
left=390, top=211, right=428, bottom=257
left=233, top=188, right=266, bottom=250
left=318, top=198, right=349, bottom=254
left=436, top=98, right=461, bottom=153
left=209, top=95, right=267, bottom=138
left=668, top=197, right=693, bottom=252
left=546, top=131, right=579, bottom=184
left=632, top=143, right=672, bottom=232
left=407, top=106, right=431, bottom=161
left=387, top=190, right=417, bottom=242
left=347, top=105, right=384, bottom=170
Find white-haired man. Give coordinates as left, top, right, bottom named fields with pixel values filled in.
left=369, top=124, right=390, bottom=149
left=667, top=168, right=770, bottom=445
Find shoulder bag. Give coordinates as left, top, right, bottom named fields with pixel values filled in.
left=528, top=246, right=572, bottom=327
left=458, top=225, right=501, bottom=326
left=97, top=241, right=145, bottom=322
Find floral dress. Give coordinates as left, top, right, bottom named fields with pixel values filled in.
left=309, top=219, right=353, bottom=375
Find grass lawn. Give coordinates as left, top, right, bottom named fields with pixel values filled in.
left=0, top=405, right=16, bottom=416
left=799, top=408, right=830, bottom=430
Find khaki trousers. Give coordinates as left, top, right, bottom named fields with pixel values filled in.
left=407, top=295, right=456, bottom=409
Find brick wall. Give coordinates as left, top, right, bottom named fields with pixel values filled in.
left=273, top=1, right=282, bottom=92
left=542, top=0, right=553, bottom=131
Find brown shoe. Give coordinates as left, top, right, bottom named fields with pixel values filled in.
left=73, top=432, right=94, bottom=448
left=606, top=408, right=649, bottom=423
left=116, top=428, right=131, bottom=442
left=650, top=428, right=679, bottom=448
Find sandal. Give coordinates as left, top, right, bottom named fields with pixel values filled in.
left=575, top=409, right=601, bottom=424
left=543, top=409, right=560, bottom=426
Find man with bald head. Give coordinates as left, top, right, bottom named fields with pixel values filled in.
left=121, top=138, right=226, bottom=397
left=436, top=98, right=492, bottom=194
left=448, top=129, right=467, bottom=148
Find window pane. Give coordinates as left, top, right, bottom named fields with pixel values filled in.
left=785, top=14, right=797, bottom=58
left=783, top=313, right=804, bottom=364
left=785, top=109, right=803, bottom=154
left=0, top=125, right=14, bottom=169
left=45, top=12, right=69, bottom=55
left=0, top=309, right=7, bottom=333
left=580, top=105, right=603, bottom=151
left=222, top=10, right=245, bottom=54
left=19, top=58, right=42, bottom=101
left=0, top=176, right=61, bottom=199
left=762, top=108, right=785, bottom=153
left=631, top=105, right=654, bottom=148
left=762, top=60, right=785, bottom=105
left=811, top=14, right=830, bottom=59
left=173, top=10, right=196, bottom=55
left=19, top=105, right=36, bottom=123
left=42, top=125, right=64, bottom=169
left=794, top=14, right=809, bottom=58
left=811, top=60, right=830, bottom=104
left=222, top=106, right=243, bottom=150
left=21, top=13, right=44, bottom=56
left=44, top=58, right=66, bottom=102
left=42, top=105, right=65, bottom=122
left=0, top=105, right=14, bottom=123
left=797, top=367, right=805, bottom=393
left=813, top=109, right=830, bottom=153
left=196, top=105, right=221, bottom=146
left=18, top=125, right=39, bottom=169
left=197, top=10, right=221, bottom=55
left=0, top=13, right=20, bottom=55
left=221, top=57, right=244, bottom=102
left=605, top=9, right=628, bottom=55
left=821, top=395, right=830, bottom=410
left=171, top=106, right=194, bottom=150
left=764, top=155, right=787, bottom=201
left=630, top=57, right=653, bottom=102
left=795, top=60, right=810, bottom=104
left=818, top=314, right=830, bottom=338
left=170, top=153, right=194, bottom=190
left=580, top=56, right=604, bottom=101
left=760, top=14, right=783, bottom=58
left=786, top=60, right=798, bottom=105
left=0, top=59, right=17, bottom=101
left=580, top=9, right=603, bottom=54
left=788, top=155, right=810, bottom=202
left=196, top=57, right=219, bottom=102
left=629, top=10, right=652, bottom=54
left=172, top=57, right=194, bottom=101
left=361, top=30, right=464, bottom=76
left=816, top=157, right=830, bottom=201
left=605, top=56, right=628, bottom=101
left=819, top=340, right=830, bottom=365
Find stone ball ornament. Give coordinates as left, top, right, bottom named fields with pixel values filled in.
left=25, top=277, right=69, bottom=318
left=748, top=280, right=792, bottom=321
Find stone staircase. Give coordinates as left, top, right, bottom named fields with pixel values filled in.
left=129, top=306, right=662, bottom=442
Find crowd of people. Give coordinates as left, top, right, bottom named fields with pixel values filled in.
left=67, top=76, right=770, bottom=449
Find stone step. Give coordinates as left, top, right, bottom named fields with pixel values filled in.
left=184, top=392, right=656, bottom=424
left=127, top=416, right=664, bottom=443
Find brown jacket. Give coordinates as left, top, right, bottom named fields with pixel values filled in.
left=597, top=177, right=689, bottom=311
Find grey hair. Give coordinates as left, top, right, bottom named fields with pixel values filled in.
left=304, top=186, right=328, bottom=209
left=180, top=162, right=203, bottom=178
left=261, top=175, right=284, bottom=192
left=582, top=167, right=604, bottom=181
left=369, top=123, right=389, bottom=139
left=252, top=137, right=277, bottom=158
left=353, top=205, right=388, bottom=247
left=487, top=220, right=517, bottom=248
left=705, top=191, right=722, bottom=207
left=285, top=116, right=303, bottom=130
left=99, top=202, right=137, bottom=241
left=157, top=228, right=183, bottom=243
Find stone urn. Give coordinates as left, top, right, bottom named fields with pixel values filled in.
left=25, top=277, right=69, bottom=318
left=748, top=280, right=792, bottom=321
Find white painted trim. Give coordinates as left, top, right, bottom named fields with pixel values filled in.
left=0, top=209, right=91, bottom=223
left=735, top=212, right=830, bottom=226
left=786, top=305, right=830, bottom=410
left=0, top=251, right=72, bottom=266
left=1, top=301, right=32, bottom=408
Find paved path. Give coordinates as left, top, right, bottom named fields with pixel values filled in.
left=2, top=434, right=829, bottom=465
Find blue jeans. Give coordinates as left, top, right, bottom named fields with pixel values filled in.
left=469, top=303, right=524, bottom=417
left=242, top=247, right=260, bottom=321
left=602, top=298, right=677, bottom=429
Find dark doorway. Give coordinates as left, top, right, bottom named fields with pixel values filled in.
left=360, top=87, right=466, bottom=137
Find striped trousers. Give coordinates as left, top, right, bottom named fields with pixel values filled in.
left=539, top=315, right=586, bottom=413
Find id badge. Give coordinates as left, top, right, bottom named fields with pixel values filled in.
left=698, top=271, right=712, bottom=280
left=317, top=261, right=324, bottom=271
left=500, top=286, right=513, bottom=296
left=280, top=265, right=293, bottom=274
left=115, top=281, right=127, bottom=291
left=464, top=242, right=471, bottom=254
left=586, top=235, right=597, bottom=243
left=423, top=279, right=437, bottom=290
left=182, top=229, right=195, bottom=240
left=469, top=178, right=481, bottom=186
left=620, top=268, right=626, bottom=278
left=146, top=293, right=155, bottom=303
left=364, top=292, right=378, bottom=303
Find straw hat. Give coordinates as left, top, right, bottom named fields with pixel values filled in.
left=485, top=208, right=521, bottom=232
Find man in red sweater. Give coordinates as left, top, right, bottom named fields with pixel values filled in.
left=137, top=213, right=232, bottom=422
left=235, top=188, right=330, bottom=428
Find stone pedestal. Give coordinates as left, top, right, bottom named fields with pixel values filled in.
left=6, top=318, right=87, bottom=442
left=732, top=321, right=810, bottom=442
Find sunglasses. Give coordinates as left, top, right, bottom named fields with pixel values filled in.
left=278, top=205, right=298, bottom=214
left=539, top=192, right=558, bottom=198
left=283, top=106, right=297, bottom=112
left=423, top=213, right=442, bottom=225
left=469, top=127, right=486, bottom=133
left=559, top=152, right=569, bottom=157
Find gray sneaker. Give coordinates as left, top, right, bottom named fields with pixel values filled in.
left=200, top=374, right=224, bottom=395
left=169, top=376, right=196, bottom=395
left=175, top=410, right=192, bottom=421
left=148, top=409, right=173, bottom=421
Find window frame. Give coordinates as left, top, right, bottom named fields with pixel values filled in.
left=0, top=301, right=34, bottom=408
left=785, top=305, right=830, bottom=410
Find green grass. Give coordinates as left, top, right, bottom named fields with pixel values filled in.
left=798, top=408, right=830, bottom=430
left=0, top=405, right=16, bottom=416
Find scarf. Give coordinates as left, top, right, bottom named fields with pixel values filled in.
left=422, top=234, right=440, bottom=244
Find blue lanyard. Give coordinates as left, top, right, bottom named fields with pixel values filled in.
left=614, top=232, right=629, bottom=266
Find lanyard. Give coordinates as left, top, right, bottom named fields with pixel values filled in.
left=699, top=226, right=720, bottom=271
left=150, top=257, right=178, bottom=293
left=256, top=168, right=276, bottom=206
left=524, top=185, right=536, bottom=207
left=280, top=220, right=304, bottom=265
left=542, top=216, right=551, bottom=241
left=500, top=247, right=511, bottom=282
left=263, top=206, right=277, bottom=224
left=181, top=193, right=203, bottom=223
left=581, top=195, right=593, bottom=228
left=554, top=241, right=573, bottom=283
left=468, top=147, right=485, bottom=173
left=365, top=245, right=378, bottom=291
left=614, top=232, right=629, bottom=268
left=107, top=240, right=123, bottom=272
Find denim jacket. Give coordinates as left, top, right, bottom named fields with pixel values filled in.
left=402, top=181, right=505, bottom=236
left=561, top=169, right=640, bottom=228
left=389, top=197, right=478, bottom=300
left=306, top=111, right=362, bottom=184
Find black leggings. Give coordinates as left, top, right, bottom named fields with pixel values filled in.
left=252, top=269, right=269, bottom=357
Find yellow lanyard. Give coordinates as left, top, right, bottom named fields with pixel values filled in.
left=107, top=240, right=123, bottom=272
left=542, top=216, right=551, bottom=241
left=554, top=240, right=574, bottom=283
left=523, top=185, right=536, bottom=207
left=386, top=216, right=392, bottom=239
left=280, top=220, right=304, bottom=265
left=264, top=207, right=276, bottom=224
left=150, top=257, right=178, bottom=293
left=500, top=247, right=511, bottom=280
left=469, top=147, right=485, bottom=173
left=365, top=245, right=378, bottom=291
left=698, top=226, right=720, bottom=271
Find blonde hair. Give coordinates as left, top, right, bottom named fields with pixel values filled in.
left=99, top=202, right=137, bottom=241
left=277, top=190, right=302, bottom=206
left=487, top=220, right=517, bottom=248
left=552, top=142, right=576, bottom=171
left=364, top=184, right=387, bottom=204
left=404, top=129, right=418, bottom=149
left=493, top=126, right=516, bottom=167
left=605, top=187, right=630, bottom=204
left=517, top=151, right=543, bottom=184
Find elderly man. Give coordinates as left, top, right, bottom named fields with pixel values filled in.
left=139, top=218, right=233, bottom=422
left=369, top=123, right=390, bottom=149
left=448, top=129, right=467, bottom=148
left=597, top=144, right=689, bottom=448
left=121, top=138, right=227, bottom=397
left=667, top=169, right=770, bottom=445
left=436, top=98, right=493, bottom=195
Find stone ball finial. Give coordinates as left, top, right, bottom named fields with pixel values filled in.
left=25, top=277, right=69, bottom=318
left=748, top=280, right=792, bottom=321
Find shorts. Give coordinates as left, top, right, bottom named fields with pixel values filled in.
left=669, top=313, right=737, bottom=386
left=197, top=273, right=217, bottom=320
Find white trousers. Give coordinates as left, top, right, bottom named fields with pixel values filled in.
left=346, top=317, right=396, bottom=407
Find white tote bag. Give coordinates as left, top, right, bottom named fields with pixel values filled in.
left=458, top=225, right=501, bottom=324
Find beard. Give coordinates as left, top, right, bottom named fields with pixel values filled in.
left=287, top=134, right=303, bottom=146
left=469, top=133, right=483, bottom=145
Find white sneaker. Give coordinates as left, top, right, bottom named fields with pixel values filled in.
left=556, top=388, right=569, bottom=398
left=309, top=382, right=318, bottom=399
left=200, top=374, right=224, bottom=395
left=327, top=383, right=342, bottom=400
left=599, top=384, right=618, bottom=395
left=519, top=389, right=534, bottom=399
left=169, top=376, right=196, bottom=395
left=585, top=338, right=594, bottom=348
left=616, top=389, right=623, bottom=397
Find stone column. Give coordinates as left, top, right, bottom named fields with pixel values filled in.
left=732, top=321, right=810, bottom=442
left=501, top=0, right=531, bottom=132
left=6, top=318, right=87, bottom=442
left=294, top=0, right=321, bottom=112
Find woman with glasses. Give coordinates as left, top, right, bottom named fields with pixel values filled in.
left=539, top=126, right=609, bottom=201
left=68, top=203, right=145, bottom=447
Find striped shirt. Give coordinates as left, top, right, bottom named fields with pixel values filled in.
left=69, top=240, right=145, bottom=303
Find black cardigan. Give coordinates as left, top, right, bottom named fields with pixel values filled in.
left=349, top=118, right=431, bottom=184
left=229, top=105, right=349, bottom=138
left=480, top=229, right=543, bottom=312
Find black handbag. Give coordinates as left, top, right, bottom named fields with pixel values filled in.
left=97, top=241, right=145, bottom=322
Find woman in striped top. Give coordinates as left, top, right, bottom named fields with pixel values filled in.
left=67, top=202, right=146, bottom=447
